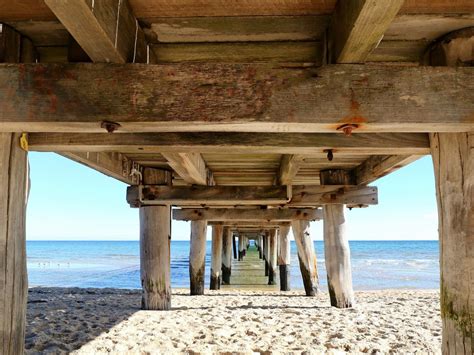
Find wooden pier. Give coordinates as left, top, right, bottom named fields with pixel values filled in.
left=0, top=1, right=473, bottom=353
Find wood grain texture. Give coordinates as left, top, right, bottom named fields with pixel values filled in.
left=268, top=229, right=278, bottom=285
left=27, top=132, right=431, bottom=155
left=278, top=225, right=291, bottom=291
left=221, top=227, right=232, bottom=284
left=127, top=185, right=378, bottom=207
left=189, top=220, right=207, bottom=295
left=292, top=220, right=319, bottom=296
left=279, top=154, right=305, bottom=185
left=173, top=208, right=322, bottom=221
left=143, top=16, right=329, bottom=43
left=210, top=225, right=223, bottom=290
left=161, top=152, right=209, bottom=185
left=1, top=0, right=474, bottom=22
left=430, top=132, right=474, bottom=354
left=59, top=152, right=139, bottom=184
left=150, top=41, right=323, bottom=63
left=353, top=155, right=422, bottom=185
left=44, top=0, right=147, bottom=63
left=329, top=0, right=404, bottom=63
left=0, top=133, right=29, bottom=355
left=1, top=63, right=472, bottom=133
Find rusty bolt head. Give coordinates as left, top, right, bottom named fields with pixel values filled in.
left=101, top=120, right=121, bottom=133
left=324, top=149, right=334, bottom=161
left=337, top=123, right=359, bottom=136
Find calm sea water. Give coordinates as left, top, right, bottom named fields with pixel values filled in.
left=27, top=240, right=439, bottom=290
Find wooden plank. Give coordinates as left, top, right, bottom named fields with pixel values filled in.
left=1, top=0, right=473, bottom=22
left=290, top=185, right=377, bottom=206
left=151, top=41, right=323, bottom=63
left=44, top=0, right=147, bottom=63
left=28, top=132, right=431, bottom=155
left=279, top=154, right=305, bottom=185
left=1, top=63, right=472, bottom=133
left=329, top=0, right=404, bottom=63
left=161, top=152, right=209, bottom=185
left=59, top=152, right=140, bottom=185
left=143, top=16, right=330, bottom=43
left=127, top=184, right=377, bottom=207
left=353, top=155, right=422, bottom=185
left=209, top=221, right=290, bottom=228
left=173, top=208, right=322, bottom=221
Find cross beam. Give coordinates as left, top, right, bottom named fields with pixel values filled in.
left=127, top=185, right=378, bottom=207
left=1, top=63, right=472, bottom=133
left=173, top=208, right=322, bottom=221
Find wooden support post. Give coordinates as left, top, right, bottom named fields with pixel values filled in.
left=210, top=225, right=223, bottom=290
left=0, top=133, right=29, bottom=355
left=190, top=220, right=207, bottom=295
left=268, top=229, right=278, bottom=285
left=321, top=169, right=355, bottom=308
left=259, top=235, right=264, bottom=259
left=427, top=32, right=474, bottom=353
left=264, top=231, right=270, bottom=277
left=222, top=227, right=232, bottom=285
left=292, top=220, right=319, bottom=296
left=431, top=132, right=474, bottom=354
left=278, top=225, right=291, bottom=291
left=139, top=168, right=172, bottom=310
left=232, top=234, right=237, bottom=260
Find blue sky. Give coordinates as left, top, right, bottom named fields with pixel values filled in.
left=26, top=153, right=438, bottom=241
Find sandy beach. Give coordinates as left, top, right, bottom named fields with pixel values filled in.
left=26, top=288, right=441, bottom=354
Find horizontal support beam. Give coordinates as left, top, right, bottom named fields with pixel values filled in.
left=173, top=208, right=322, bottom=221
left=127, top=185, right=378, bottom=207
left=28, top=132, right=430, bottom=155
left=353, top=154, right=422, bottom=185
left=60, top=151, right=139, bottom=184
left=0, top=63, right=472, bottom=133
left=161, top=152, right=209, bottom=185
left=209, top=221, right=291, bottom=228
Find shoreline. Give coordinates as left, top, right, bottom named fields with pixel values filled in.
left=26, top=287, right=441, bottom=354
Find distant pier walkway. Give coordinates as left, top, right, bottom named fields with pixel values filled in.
left=221, top=245, right=279, bottom=291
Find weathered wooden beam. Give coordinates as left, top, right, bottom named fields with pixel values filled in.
left=329, top=0, right=404, bottom=63
left=292, top=220, right=319, bottom=296
left=278, top=225, right=291, bottom=291
left=189, top=220, right=207, bottom=295
left=59, top=152, right=140, bottom=185
left=209, top=221, right=290, bottom=228
left=127, top=185, right=378, bottom=207
left=278, top=154, right=305, bottom=185
left=353, top=155, right=423, bottom=185
left=1, top=63, right=473, bottom=133
left=210, top=225, right=223, bottom=290
left=161, top=152, right=210, bottom=186
left=173, top=208, right=322, bottom=221
left=44, top=0, right=148, bottom=63
left=28, top=132, right=430, bottom=155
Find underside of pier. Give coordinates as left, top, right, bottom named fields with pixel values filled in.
left=0, top=1, right=473, bottom=353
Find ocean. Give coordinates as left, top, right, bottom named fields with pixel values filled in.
left=26, top=240, right=439, bottom=290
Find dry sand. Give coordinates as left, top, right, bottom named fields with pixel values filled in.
left=26, top=288, right=441, bottom=354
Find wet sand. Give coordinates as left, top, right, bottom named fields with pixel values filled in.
left=26, top=287, right=441, bottom=354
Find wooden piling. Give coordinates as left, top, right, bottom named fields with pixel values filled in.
left=431, top=132, right=474, bottom=354
left=427, top=31, right=473, bottom=354
left=278, top=225, right=291, bottom=291
left=210, top=225, right=223, bottom=290
left=140, top=168, right=172, bottom=310
left=292, top=220, right=319, bottom=296
left=0, top=133, right=29, bottom=355
left=268, top=229, right=278, bottom=285
left=232, top=234, right=237, bottom=260
left=263, top=231, right=269, bottom=276
left=190, top=220, right=207, bottom=295
left=222, top=227, right=232, bottom=284
left=258, top=235, right=263, bottom=259
left=321, top=169, right=355, bottom=308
